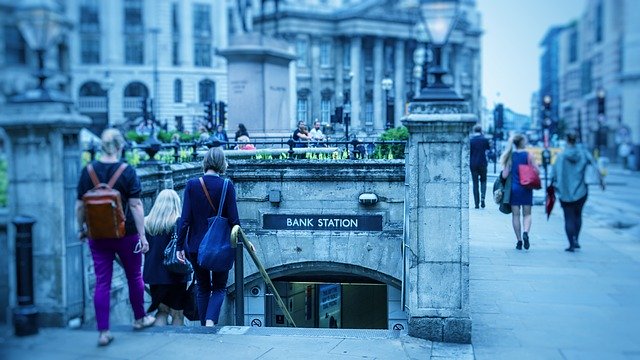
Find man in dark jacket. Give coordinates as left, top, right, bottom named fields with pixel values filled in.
left=470, top=125, right=491, bottom=208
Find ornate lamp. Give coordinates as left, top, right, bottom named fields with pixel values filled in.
left=12, top=0, right=71, bottom=103
left=413, top=0, right=462, bottom=103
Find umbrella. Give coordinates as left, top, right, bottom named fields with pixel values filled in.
left=545, top=186, right=556, bottom=220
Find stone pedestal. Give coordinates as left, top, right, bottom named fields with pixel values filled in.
left=0, top=102, right=89, bottom=327
left=402, top=111, right=476, bottom=344
left=219, top=34, right=296, bottom=137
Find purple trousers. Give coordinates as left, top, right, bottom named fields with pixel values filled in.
left=89, top=234, right=145, bottom=331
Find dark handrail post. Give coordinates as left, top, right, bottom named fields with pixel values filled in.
left=190, top=142, right=198, bottom=161
left=287, top=138, right=295, bottom=160
left=235, top=238, right=245, bottom=326
left=172, top=140, right=180, bottom=163
left=13, top=216, right=38, bottom=336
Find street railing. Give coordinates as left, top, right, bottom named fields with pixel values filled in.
left=84, top=137, right=407, bottom=165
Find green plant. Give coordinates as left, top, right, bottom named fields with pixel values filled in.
left=0, top=157, right=7, bottom=207
left=376, top=126, right=408, bottom=159
left=125, top=130, right=147, bottom=144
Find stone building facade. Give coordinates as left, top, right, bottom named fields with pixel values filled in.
left=254, top=0, right=482, bottom=137
left=542, top=0, right=640, bottom=164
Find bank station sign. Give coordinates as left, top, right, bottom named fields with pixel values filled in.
left=263, top=214, right=383, bottom=231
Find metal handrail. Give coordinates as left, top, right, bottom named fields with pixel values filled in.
left=231, top=225, right=296, bottom=327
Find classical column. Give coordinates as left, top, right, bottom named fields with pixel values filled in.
left=181, top=1, right=193, bottom=66
left=403, top=107, right=476, bottom=344
left=350, top=37, right=362, bottom=133
left=394, top=40, right=405, bottom=125
left=334, top=39, right=344, bottom=108
left=372, top=38, right=384, bottom=133
left=104, top=0, right=121, bottom=65
left=311, top=37, right=321, bottom=124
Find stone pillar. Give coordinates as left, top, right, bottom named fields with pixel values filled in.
left=334, top=39, right=344, bottom=107
left=310, top=38, right=321, bottom=124
left=372, top=38, right=384, bottom=133
left=0, top=102, right=90, bottom=327
left=403, top=109, right=476, bottom=344
left=394, top=40, right=405, bottom=125
left=350, top=37, right=362, bottom=132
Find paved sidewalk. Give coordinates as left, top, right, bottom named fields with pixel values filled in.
left=0, top=325, right=474, bottom=360
left=469, top=170, right=640, bottom=360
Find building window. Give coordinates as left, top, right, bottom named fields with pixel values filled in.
left=194, top=41, right=211, bottom=67
left=174, top=79, right=183, bottom=103
left=228, top=7, right=236, bottom=35
left=343, top=43, right=351, bottom=70
left=172, top=3, right=180, bottom=66
left=80, top=34, right=100, bottom=64
left=297, top=98, right=308, bottom=122
left=3, top=25, right=27, bottom=65
left=79, top=1, right=100, bottom=32
left=199, top=79, right=216, bottom=103
left=124, top=0, right=144, bottom=64
left=175, top=116, right=184, bottom=132
left=320, top=40, right=332, bottom=68
left=569, top=30, right=578, bottom=63
left=320, top=99, right=331, bottom=123
left=125, top=37, right=144, bottom=64
left=123, top=0, right=144, bottom=33
left=595, top=2, right=603, bottom=43
left=296, top=39, right=308, bottom=68
left=365, top=100, right=373, bottom=124
left=581, top=60, right=592, bottom=95
left=193, top=3, right=212, bottom=67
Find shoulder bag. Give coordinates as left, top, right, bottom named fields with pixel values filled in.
left=518, top=154, right=541, bottom=190
left=163, top=224, right=193, bottom=275
left=197, top=178, right=235, bottom=272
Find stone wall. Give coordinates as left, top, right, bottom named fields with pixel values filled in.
left=84, top=158, right=406, bottom=327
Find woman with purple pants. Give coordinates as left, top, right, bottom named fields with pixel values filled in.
left=76, top=129, right=155, bottom=346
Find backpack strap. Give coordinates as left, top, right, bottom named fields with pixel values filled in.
left=107, top=163, right=128, bottom=188
left=86, top=163, right=101, bottom=187
left=217, top=179, right=229, bottom=217
left=199, top=177, right=217, bottom=213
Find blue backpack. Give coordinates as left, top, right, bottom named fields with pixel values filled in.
left=197, top=177, right=235, bottom=272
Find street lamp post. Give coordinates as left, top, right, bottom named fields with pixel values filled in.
left=596, top=88, right=606, bottom=157
left=381, top=77, right=394, bottom=129
left=541, top=95, right=552, bottom=190
left=11, top=0, right=71, bottom=103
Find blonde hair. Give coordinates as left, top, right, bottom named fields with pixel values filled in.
left=202, top=147, right=227, bottom=174
left=145, top=189, right=182, bottom=236
left=101, top=128, right=125, bottom=156
left=499, top=133, right=526, bottom=169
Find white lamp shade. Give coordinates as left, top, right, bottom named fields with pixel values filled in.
left=381, top=78, right=394, bottom=91
left=420, top=0, right=458, bottom=46
left=16, top=0, right=66, bottom=51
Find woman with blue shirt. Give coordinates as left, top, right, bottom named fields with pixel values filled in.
left=176, top=147, right=240, bottom=326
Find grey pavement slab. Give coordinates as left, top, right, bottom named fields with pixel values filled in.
left=470, top=168, right=640, bottom=359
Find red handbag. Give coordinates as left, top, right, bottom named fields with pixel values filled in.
left=518, top=164, right=541, bottom=190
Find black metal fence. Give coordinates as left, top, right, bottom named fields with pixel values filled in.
left=84, top=137, right=407, bottom=166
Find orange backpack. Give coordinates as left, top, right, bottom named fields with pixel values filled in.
left=82, top=163, right=128, bottom=239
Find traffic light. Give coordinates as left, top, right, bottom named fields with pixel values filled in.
left=204, top=101, right=214, bottom=130
left=217, top=101, right=226, bottom=127
left=141, top=97, right=149, bottom=121
left=542, top=95, right=552, bottom=129
left=493, top=104, right=504, bottom=140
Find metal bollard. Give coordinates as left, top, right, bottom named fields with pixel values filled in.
left=12, top=216, right=38, bottom=336
left=234, top=239, right=245, bottom=326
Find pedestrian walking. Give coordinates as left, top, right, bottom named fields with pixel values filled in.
left=500, top=133, right=539, bottom=250
left=470, top=125, right=491, bottom=209
left=143, top=189, right=189, bottom=326
left=551, top=131, right=605, bottom=252
left=175, top=147, right=240, bottom=326
left=76, top=129, right=155, bottom=347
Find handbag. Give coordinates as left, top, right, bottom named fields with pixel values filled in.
left=163, top=225, right=193, bottom=275
left=182, top=279, right=199, bottom=322
left=197, top=178, right=235, bottom=272
left=518, top=164, right=541, bottom=190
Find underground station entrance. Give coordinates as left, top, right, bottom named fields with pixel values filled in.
left=260, top=274, right=401, bottom=329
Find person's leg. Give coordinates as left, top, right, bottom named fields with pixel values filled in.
left=155, top=303, right=170, bottom=326
left=479, top=166, right=488, bottom=208
left=206, top=271, right=230, bottom=324
left=88, top=240, right=116, bottom=332
left=471, top=167, right=480, bottom=208
left=511, top=205, right=522, bottom=249
left=561, top=200, right=578, bottom=251
left=574, top=195, right=588, bottom=247
left=189, top=253, right=212, bottom=326
left=521, top=205, right=533, bottom=249
left=115, top=234, right=146, bottom=321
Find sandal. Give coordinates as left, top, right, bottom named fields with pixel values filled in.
left=97, top=332, right=114, bottom=347
left=133, top=315, right=156, bottom=330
